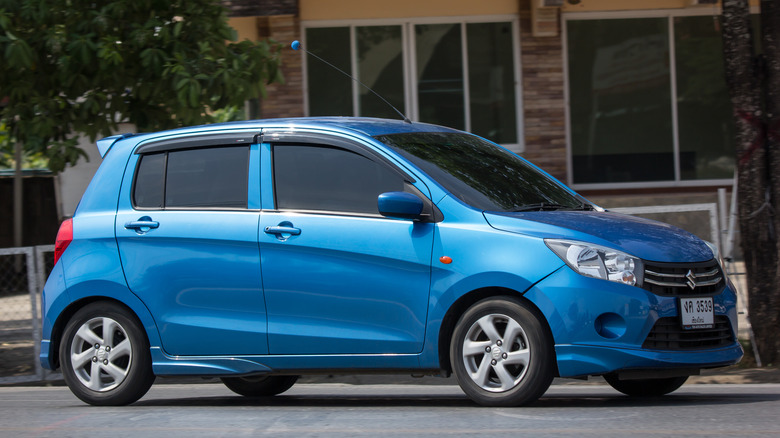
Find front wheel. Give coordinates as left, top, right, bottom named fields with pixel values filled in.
left=59, top=302, right=155, bottom=406
left=604, top=375, right=689, bottom=397
left=450, top=297, right=554, bottom=407
left=221, top=375, right=299, bottom=397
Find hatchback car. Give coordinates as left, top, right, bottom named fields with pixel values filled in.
left=41, top=117, right=742, bottom=406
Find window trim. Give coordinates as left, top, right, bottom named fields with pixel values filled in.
left=135, top=132, right=258, bottom=155
left=301, top=15, right=524, bottom=152
left=561, top=7, right=758, bottom=190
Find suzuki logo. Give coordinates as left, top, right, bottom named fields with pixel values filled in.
left=686, top=270, right=697, bottom=290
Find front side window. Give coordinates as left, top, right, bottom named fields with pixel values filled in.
left=273, top=144, right=405, bottom=215
left=133, top=146, right=249, bottom=209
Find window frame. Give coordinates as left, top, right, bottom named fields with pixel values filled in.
left=301, top=15, right=525, bottom=153
left=562, top=7, right=758, bottom=190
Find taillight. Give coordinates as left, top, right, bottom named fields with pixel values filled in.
left=54, top=218, right=73, bottom=265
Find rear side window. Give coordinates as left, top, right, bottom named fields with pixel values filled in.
left=133, top=146, right=249, bottom=209
left=134, top=153, right=165, bottom=208
left=273, top=144, right=404, bottom=215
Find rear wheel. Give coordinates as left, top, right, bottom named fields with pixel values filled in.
left=221, top=375, right=299, bottom=397
left=604, top=375, right=688, bottom=397
left=59, top=302, right=155, bottom=406
left=450, top=297, right=554, bottom=407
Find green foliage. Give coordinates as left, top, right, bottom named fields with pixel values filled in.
left=0, top=0, right=283, bottom=172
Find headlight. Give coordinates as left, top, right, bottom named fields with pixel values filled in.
left=545, top=239, right=644, bottom=287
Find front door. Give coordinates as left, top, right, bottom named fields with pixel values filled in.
left=259, top=140, right=434, bottom=355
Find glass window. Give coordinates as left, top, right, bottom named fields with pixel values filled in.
left=133, top=153, right=165, bottom=208
left=165, top=147, right=249, bottom=208
left=675, top=16, right=735, bottom=180
left=567, top=18, right=674, bottom=183
left=304, top=21, right=520, bottom=147
left=307, top=27, right=352, bottom=116
left=416, top=23, right=465, bottom=130
left=357, top=26, right=405, bottom=118
left=467, top=22, right=518, bottom=145
left=273, top=145, right=405, bottom=215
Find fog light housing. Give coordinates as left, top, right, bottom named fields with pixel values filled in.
left=595, top=313, right=626, bottom=339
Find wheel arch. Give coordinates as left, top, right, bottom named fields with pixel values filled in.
left=436, top=287, right=558, bottom=377
left=48, top=295, right=157, bottom=371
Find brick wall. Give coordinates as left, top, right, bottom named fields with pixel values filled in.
left=518, top=4, right=568, bottom=181
left=257, top=15, right=305, bottom=118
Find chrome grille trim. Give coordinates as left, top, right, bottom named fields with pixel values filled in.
left=641, top=259, right=724, bottom=296
left=645, top=268, right=720, bottom=279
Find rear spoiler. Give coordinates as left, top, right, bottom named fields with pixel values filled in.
left=96, top=133, right=135, bottom=158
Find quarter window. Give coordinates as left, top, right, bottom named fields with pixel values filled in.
left=133, top=146, right=249, bottom=209
left=273, top=145, right=405, bottom=215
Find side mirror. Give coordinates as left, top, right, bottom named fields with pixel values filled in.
left=378, top=192, right=424, bottom=220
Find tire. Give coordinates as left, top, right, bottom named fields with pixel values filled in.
left=221, top=375, right=299, bottom=397
left=604, top=375, right=688, bottom=397
left=59, top=301, right=155, bottom=406
left=450, top=297, right=554, bottom=407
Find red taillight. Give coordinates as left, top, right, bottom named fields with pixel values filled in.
left=54, top=218, right=73, bottom=265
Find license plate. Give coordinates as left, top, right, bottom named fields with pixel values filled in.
left=680, top=297, right=714, bottom=329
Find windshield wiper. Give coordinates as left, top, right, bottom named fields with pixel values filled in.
left=510, top=203, right=570, bottom=212
left=510, top=202, right=595, bottom=212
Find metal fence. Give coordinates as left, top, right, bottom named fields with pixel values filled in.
left=0, top=245, right=58, bottom=384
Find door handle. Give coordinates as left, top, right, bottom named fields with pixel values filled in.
left=264, top=226, right=301, bottom=236
left=264, top=221, right=300, bottom=241
left=124, top=216, right=159, bottom=234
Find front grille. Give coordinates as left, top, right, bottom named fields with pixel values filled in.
left=642, top=259, right=724, bottom=296
left=642, top=316, right=734, bottom=350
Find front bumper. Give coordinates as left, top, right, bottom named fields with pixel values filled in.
left=523, top=266, right=743, bottom=378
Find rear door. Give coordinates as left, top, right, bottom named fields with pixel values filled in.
left=258, top=134, right=435, bottom=355
left=115, top=133, right=268, bottom=356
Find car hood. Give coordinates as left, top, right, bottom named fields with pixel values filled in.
left=484, top=210, right=713, bottom=263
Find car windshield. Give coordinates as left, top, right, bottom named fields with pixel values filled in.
left=375, top=132, right=591, bottom=212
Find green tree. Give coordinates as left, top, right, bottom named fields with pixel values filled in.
left=722, top=0, right=780, bottom=365
left=0, top=0, right=282, bottom=246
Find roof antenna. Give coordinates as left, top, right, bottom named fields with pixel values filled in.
left=292, top=40, right=412, bottom=124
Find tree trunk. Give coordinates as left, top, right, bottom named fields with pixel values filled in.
left=759, top=0, right=780, bottom=365
left=722, top=0, right=780, bottom=365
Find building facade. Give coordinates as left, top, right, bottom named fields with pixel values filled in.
left=228, top=0, right=758, bottom=203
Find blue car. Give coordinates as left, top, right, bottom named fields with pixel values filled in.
left=41, top=117, right=742, bottom=406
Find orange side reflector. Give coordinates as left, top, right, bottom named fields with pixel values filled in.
left=439, top=256, right=453, bottom=264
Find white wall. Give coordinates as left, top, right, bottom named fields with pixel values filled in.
left=57, top=123, right=135, bottom=218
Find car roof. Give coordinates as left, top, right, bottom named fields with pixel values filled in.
left=98, top=117, right=462, bottom=157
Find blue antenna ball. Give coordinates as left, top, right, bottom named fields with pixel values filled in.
left=291, top=40, right=301, bottom=51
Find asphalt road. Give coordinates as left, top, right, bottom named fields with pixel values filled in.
left=1, top=382, right=778, bottom=437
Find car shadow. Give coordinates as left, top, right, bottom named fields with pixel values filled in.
left=132, top=386, right=780, bottom=408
